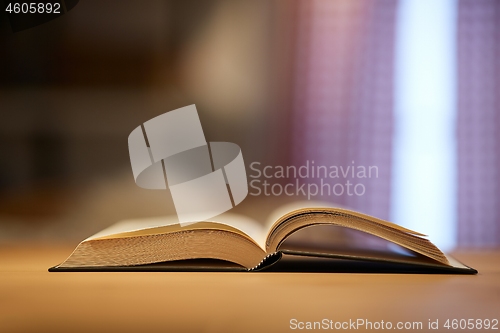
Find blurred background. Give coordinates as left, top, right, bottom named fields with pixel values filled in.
left=0, top=0, right=498, bottom=250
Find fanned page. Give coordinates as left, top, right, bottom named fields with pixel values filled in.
left=264, top=201, right=450, bottom=266
left=264, top=201, right=425, bottom=236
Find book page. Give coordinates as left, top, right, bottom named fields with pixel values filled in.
left=263, top=204, right=448, bottom=265
left=87, top=216, right=180, bottom=240
left=212, top=213, right=267, bottom=250
left=265, top=200, right=425, bottom=241
left=264, top=200, right=341, bottom=239
left=86, top=213, right=268, bottom=250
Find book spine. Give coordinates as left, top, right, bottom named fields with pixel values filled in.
left=248, top=252, right=282, bottom=272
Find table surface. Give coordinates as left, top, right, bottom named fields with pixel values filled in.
left=0, top=246, right=499, bottom=333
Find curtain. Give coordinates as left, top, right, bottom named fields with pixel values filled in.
left=457, top=0, right=500, bottom=247
left=290, top=0, right=398, bottom=220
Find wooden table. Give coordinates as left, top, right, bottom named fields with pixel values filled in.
left=1, top=246, right=499, bottom=333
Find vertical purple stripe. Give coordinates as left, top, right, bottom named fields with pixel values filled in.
left=457, top=0, right=500, bottom=247
left=290, top=0, right=397, bottom=220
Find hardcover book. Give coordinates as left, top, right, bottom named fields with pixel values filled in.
left=49, top=201, right=477, bottom=274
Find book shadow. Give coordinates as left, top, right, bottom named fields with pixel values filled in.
left=265, top=256, right=476, bottom=274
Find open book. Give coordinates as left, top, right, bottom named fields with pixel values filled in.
left=49, top=202, right=476, bottom=273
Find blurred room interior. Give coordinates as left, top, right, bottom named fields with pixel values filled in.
left=0, top=0, right=498, bottom=250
